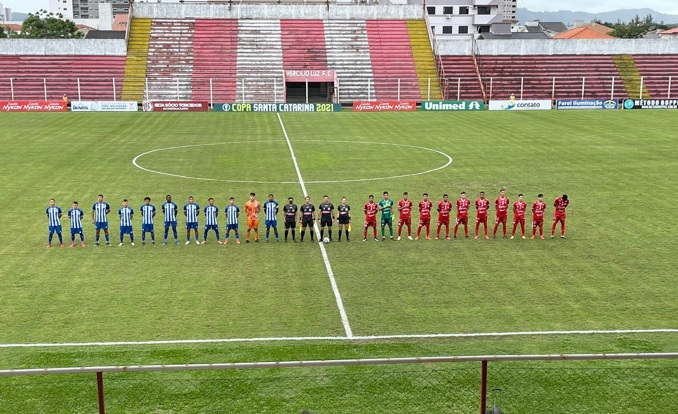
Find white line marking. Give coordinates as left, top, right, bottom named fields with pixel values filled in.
left=277, top=113, right=353, bottom=338
left=131, top=141, right=452, bottom=184
left=1, top=329, right=676, bottom=348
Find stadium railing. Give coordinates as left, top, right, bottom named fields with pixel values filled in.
left=0, top=353, right=677, bottom=413
left=2, top=75, right=676, bottom=103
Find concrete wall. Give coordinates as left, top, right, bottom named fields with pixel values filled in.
left=437, top=38, right=678, bottom=56
left=133, top=3, right=424, bottom=20
left=0, top=39, right=127, bottom=55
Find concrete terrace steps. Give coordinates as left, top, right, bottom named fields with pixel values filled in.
left=122, top=18, right=152, bottom=101
left=146, top=19, right=195, bottom=100
left=236, top=19, right=284, bottom=103
left=192, top=19, right=238, bottom=102
left=325, top=20, right=374, bottom=101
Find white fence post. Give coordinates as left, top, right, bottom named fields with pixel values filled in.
left=457, top=78, right=460, bottom=101
left=176, top=78, right=180, bottom=101
left=77, top=78, right=81, bottom=102
left=10, top=78, right=14, bottom=100
left=551, top=77, right=555, bottom=102
left=489, top=77, right=493, bottom=101
left=611, top=76, right=615, bottom=100
left=581, top=77, right=586, bottom=100
left=397, top=78, right=401, bottom=101
left=427, top=78, right=431, bottom=101
left=241, top=79, right=245, bottom=103
left=305, top=79, right=309, bottom=104
left=669, top=76, right=672, bottom=99
left=43, top=78, right=47, bottom=100
left=145, top=77, right=148, bottom=102
left=368, top=79, right=371, bottom=101
left=210, top=78, right=213, bottom=108
left=112, top=78, right=116, bottom=101
left=640, top=76, right=644, bottom=99
left=520, top=77, right=524, bottom=100
left=274, top=78, right=277, bottom=103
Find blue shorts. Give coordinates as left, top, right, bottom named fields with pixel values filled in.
left=186, top=222, right=198, bottom=230
left=265, top=220, right=277, bottom=229
left=164, top=221, right=177, bottom=228
left=204, top=224, right=218, bottom=231
left=95, top=222, right=108, bottom=230
left=226, top=224, right=239, bottom=231
left=120, top=226, right=133, bottom=235
left=70, top=228, right=83, bottom=235
left=142, top=223, right=154, bottom=232
left=49, top=225, right=62, bottom=233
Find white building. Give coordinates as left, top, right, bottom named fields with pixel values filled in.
left=49, top=0, right=129, bottom=20
left=417, top=0, right=505, bottom=38
left=0, top=2, right=11, bottom=22
left=49, top=0, right=74, bottom=19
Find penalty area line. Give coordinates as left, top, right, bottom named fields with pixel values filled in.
left=1, top=329, right=676, bottom=349
left=276, top=113, right=353, bottom=339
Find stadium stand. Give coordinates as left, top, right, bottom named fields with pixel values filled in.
left=437, top=56, right=483, bottom=100
left=236, top=19, right=284, bottom=103
left=365, top=20, right=420, bottom=100
left=121, top=18, right=151, bottom=101
left=191, top=19, right=239, bottom=102
left=631, top=54, right=678, bottom=99
left=324, top=20, right=376, bottom=101
left=145, top=19, right=195, bottom=101
left=280, top=19, right=328, bottom=70
left=406, top=20, right=442, bottom=100
left=0, top=56, right=126, bottom=101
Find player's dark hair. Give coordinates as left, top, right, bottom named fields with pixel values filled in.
left=144, top=197, right=150, bottom=201
left=166, top=194, right=171, bottom=198
left=342, top=196, right=346, bottom=200
left=538, top=194, right=543, bottom=198
left=480, top=191, right=485, bottom=195
left=123, top=199, right=128, bottom=202
left=443, top=194, right=448, bottom=197
left=518, top=193, right=523, bottom=197
left=288, top=197, right=294, bottom=200
left=269, top=194, right=274, bottom=197
left=189, top=196, right=193, bottom=199
left=562, top=194, right=568, bottom=200
left=461, top=192, right=466, bottom=195
left=250, top=192, right=256, bottom=196
left=98, top=194, right=103, bottom=198
left=208, top=197, right=214, bottom=202
left=73, top=201, right=78, bottom=204
left=369, top=194, right=374, bottom=198
left=323, top=195, right=329, bottom=198
left=383, top=191, right=389, bottom=195
left=500, top=188, right=506, bottom=192
left=403, top=191, right=408, bottom=195
left=423, top=193, right=428, bottom=197
left=229, top=197, right=234, bottom=201
left=49, top=198, right=55, bottom=202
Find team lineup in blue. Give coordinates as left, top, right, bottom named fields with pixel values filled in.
left=45, top=190, right=570, bottom=248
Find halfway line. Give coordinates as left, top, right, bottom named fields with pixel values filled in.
left=276, top=113, right=353, bottom=338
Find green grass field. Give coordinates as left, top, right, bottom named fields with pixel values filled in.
left=0, top=110, right=676, bottom=412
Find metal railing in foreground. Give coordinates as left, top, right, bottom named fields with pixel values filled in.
left=0, top=353, right=676, bottom=413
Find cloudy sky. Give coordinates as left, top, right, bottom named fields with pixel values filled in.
left=3, top=0, right=678, bottom=14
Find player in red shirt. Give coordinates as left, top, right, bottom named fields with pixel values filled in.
left=397, top=191, right=414, bottom=241
left=475, top=191, right=490, bottom=239
left=493, top=189, right=510, bottom=238
left=435, top=194, right=453, bottom=240
left=454, top=192, right=471, bottom=239
left=531, top=193, right=546, bottom=239
left=511, top=193, right=527, bottom=239
left=363, top=194, right=379, bottom=242
left=416, top=193, right=433, bottom=240
left=551, top=194, right=569, bottom=239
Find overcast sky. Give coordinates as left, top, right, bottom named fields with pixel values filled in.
left=3, top=0, right=678, bottom=14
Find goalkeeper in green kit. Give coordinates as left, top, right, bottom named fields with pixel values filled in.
left=378, top=191, right=395, bottom=241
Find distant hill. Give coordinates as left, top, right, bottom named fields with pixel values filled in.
left=11, top=12, right=28, bottom=21
left=517, top=7, right=678, bottom=25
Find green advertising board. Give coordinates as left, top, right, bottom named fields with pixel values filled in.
left=421, top=101, right=484, bottom=111
left=214, top=103, right=341, bottom=112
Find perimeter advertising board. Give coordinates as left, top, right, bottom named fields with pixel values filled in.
left=623, top=99, right=678, bottom=110
left=142, top=101, right=209, bottom=112
left=352, top=101, right=416, bottom=112
left=214, top=103, right=341, bottom=112
left=488, top=100, right=552, bottom=111
left=421, top=101, right=484, bottom=111
left=0, top=101, right=67, bottom=112
left=555, top=99, right=618, bottom=110
left=71, top=101, right=138, bottom=112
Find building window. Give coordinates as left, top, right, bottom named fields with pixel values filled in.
left=427, top=6, right=435, bottom=15
left=458, top=26, right=469, bottom=34
left=442, top=26, right=453, bottom=34
left=443, top=6, right=453, bottom=14
left=459, top=6, right=469, bottom=15
left=478, top=25, right=491, bottom=33
left=477, top=6, right=491, bottom=15
left=431, top=26, right=435, bottom=34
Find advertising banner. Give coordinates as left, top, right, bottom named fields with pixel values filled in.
left=71, top=101, right=138, bottom=112
left=556, top=99, right=618, bottom=110
left=488, top=100, right=552, bottom=111
left=352, top=101, right=417, bottom=112
left=142, top=101, right=209, bottom=112
left=421, top=100, right=484, bottom=111
left=0, top=101, right=67, bottom=112
left=214, top=103, right=341, bottom=112
left=623, top=99, right=678, bottom=110
left=284, top=70, right=336, bottom=82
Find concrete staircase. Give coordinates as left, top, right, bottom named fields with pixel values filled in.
left=236, top=20, right=284, bottom=103
left=407, top=20, right=441, bottom=100
left=121, top=18, right=151, bottom=101
left=146, top=19, right=195, bottom=101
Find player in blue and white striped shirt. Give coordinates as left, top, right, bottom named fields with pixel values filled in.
left=162, top=194, right=180, bottom=245
left=202, top=197, right=220, bottom=244
left=46, top=198, right=63, bottom=248
left=223, top=197, right=240, bottom=245
left=91, top=194, right=111, bottom=246
left=263, top=193, right=279, bottom=243
left=67, top=201, right=85, bottom=247
left=118, top=199, right=135, bottom=246
left=184, top=196, right=200, bottom=245
left=139, top=197, right=156, bottom=245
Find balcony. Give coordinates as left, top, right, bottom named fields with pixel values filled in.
left=473, top=0, right=500, bottom=5
left=473, top=14, right=502, bottom=25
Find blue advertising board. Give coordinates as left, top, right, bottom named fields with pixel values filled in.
left=555, top=99, right=618, bottom=110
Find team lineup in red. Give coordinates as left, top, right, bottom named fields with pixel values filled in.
left=367, top=190, right=570, bottom=241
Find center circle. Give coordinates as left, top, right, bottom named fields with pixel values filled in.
left=132, top=141, right=453, bottom=184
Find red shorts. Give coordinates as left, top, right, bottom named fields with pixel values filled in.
left=532, top=219, right=544, bottom=228
left=476, top=216, right=488, bottom=224
left=513, top=217, right=525, bottom=225
left=398, top=217, right=411, bottom=227
left=455, top=216, right=467, bottom=225
left=495, top=215, right=507, bottom=224
left=364, top=219, right=377, bottom=228
left=418, top=217, right=431, bottom=226
left=553, top=215, right=566, bottom=224
left=438, top=217, right=450, bottom=225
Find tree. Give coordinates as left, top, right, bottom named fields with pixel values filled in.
left=0, top=25, right=6, bottom=39
left=20, top=9, right=83, bottom=39
left=609, top=13, right=669, bottom=39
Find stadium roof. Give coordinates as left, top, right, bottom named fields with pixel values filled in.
left=554, top=27, right=615, bottom=40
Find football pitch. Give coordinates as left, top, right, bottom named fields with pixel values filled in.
left=0, top=110, right=677, bottom=411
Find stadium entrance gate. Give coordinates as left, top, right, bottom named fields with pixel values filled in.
left=283, top=69, right=337, bottom=103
